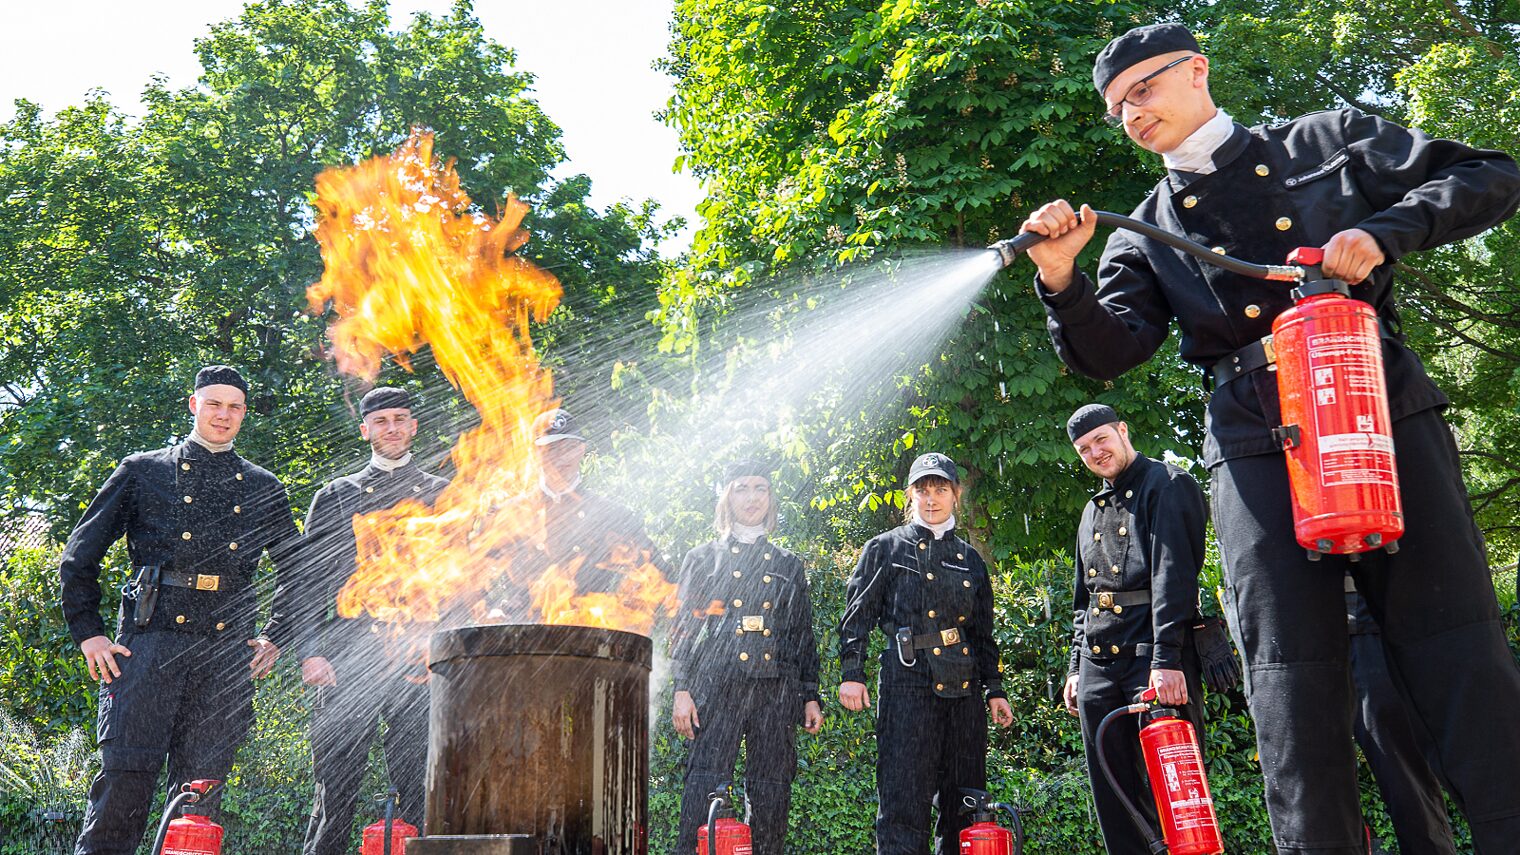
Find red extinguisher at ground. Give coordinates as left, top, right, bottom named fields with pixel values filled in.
left=1096, top=689, right=1223, bottom=855
left=361, top=790, right=419, bottom=855
left=1270, top=246, right=1404, bottom=560
left=958, top=788, right=1024, bottom=855
left=697, top=783, right=753, bottom=855
left=152, top=780, right=223, bottom=855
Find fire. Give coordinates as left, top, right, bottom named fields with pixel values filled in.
left=305, top=131, right=674, bottom=635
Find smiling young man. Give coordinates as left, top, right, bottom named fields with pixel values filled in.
left=59, top=366, right=300, bottom=855
left=1018, top=23, right=1520, bottom=854
left=297, top=386, right=449, bottom=855
left=668, top=460, right=822, bottom=855
left=1062, top=404, right=1208, bottom=855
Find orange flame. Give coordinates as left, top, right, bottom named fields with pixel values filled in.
left=305, top=131, right=673, bottom=635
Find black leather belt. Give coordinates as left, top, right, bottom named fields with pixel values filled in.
left=1082, top=642, right=1154, bottom=659
left=160, top=571, right=224, bottom=592
left=1091, top=589, right=1151, bottom=611
left=912, top=627, right=964, bottom=649
left=1211, top=318, right=1398, bottom=388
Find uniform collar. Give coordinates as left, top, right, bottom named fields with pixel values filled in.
left=178, top=438, right=240, bottom=465
left=1161, top=109, right=1234, bottom=175
left=1103, top=453, right=1151, bottom=497
left=908, top=521, right=956, bottom=543
left=1166, top=123, right=1251, bottom=187
left=540, top=474, right=582, bottom=503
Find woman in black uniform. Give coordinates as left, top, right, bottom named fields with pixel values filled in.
left=838, top=452, right=1015, bottom=855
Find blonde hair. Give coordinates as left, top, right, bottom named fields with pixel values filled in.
left=714, top=479, right=779, bottom=538
left=902, top=475, right=962, bottom=523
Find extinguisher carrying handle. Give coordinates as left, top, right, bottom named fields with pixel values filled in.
left=150, top=780, right=223, bottom=855
left=1094, top=705, right=1169, bottom=855
left=705, top=784, right=734, bottom=855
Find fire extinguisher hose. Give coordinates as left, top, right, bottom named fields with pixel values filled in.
left=149, top=781, right=221, bottom=855
left=706, top=790, right=725, bottom=855
left=989, top=211, right=1303, bottom=282
left=1000, top=802, right=1027, bottom=855
left=1095, top=703, right=1169, bottom=855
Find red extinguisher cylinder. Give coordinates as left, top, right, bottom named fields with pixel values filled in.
left=361, top=817, right=419, bottom=855
left=159, top=813, right=223, bottom=855
left=696, top=817, right=753, bottom=855
left=1273, top=247, right=1403, bottom=555
left=1139, top=712, right=1224, bottom=855
left=959, top=820, right=1014, bottom=855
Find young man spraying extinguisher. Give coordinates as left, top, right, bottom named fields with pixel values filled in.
left=838, top=453, right=1015, bottom=855
left=1061, top=404, right=1228, bottom=855
left=1019, top=23, right=1520, bottom=853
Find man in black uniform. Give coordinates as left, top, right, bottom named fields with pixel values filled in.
left=299, top=387, right=449, bottom=855
left=1060, top=405, right=1207, bottom=855
left=1344, top=573, right=1456, bottom=855
left=1019, top=24, right=1520, bottom=853
left=59, top=366, right=300, bottom=855
left=670, top=460, right=823, bottom=855
left=838, top=453, right=1015, bottom=855
left=492, top=408, right=666, bottom=620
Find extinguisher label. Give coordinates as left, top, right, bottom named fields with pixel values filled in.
left=1307, top=331, right=1396, bottom=489
left=1156, top=744, right=1215, bottom=830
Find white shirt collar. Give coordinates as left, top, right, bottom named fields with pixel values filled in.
left=540, top=473, right=581, bottom=503
left=370, top=451, right=412, bottom=472
left=1162, top=109, right=1234, bottom=175
left=726, top=523, right=768, bottom=545
left=911, top=511, right=956, bottom=540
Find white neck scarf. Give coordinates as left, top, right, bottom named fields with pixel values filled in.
left=187, top=428, right=234, bottom=454
left=1162, top=109, right=1233, bottom=175
left=540, top=473, right=581, bottom=503
left=728, top=523, right=768, bottom=545
left=912, top=510, right=956, bottom=540
left=370, top=451, right=412, bottom=472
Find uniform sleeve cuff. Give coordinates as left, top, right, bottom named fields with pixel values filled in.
left=985, top=688, right=1008, bottom=703
left=1035, top=265, right=1092, bottom=310
left=842, top=668, right=867, bottom=684
left=1150, top=645, right=1182, bottom=671
left=70, top=620, right=108, bottom=647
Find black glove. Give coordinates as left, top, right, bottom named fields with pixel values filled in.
left=1192, top=616, right=1241, bottom=690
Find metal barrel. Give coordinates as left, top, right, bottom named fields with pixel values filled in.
left=420, top=624, right=651, bottom=855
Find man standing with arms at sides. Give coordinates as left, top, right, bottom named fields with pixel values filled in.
left=1061, top=404, right=1209, bottom=855
left=1019, top=23, right=1520, bottom=852
left=60, top=366, right=300, bottom=854
left=299, top=387, right=449, bottom=855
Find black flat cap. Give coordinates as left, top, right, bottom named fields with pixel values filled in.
left=533, top=408, right=585, bottom=445
left=1093, top=23, right=1201, bottom=95
left=360, top=386, right=412, bottom=417
left=907, top=452, right=959, bottom=487
left=1067, top=404, right=1121, bottom=442
left=194, top=365, right=248, bottom=394
left=723, top=458, right=773, bottom=485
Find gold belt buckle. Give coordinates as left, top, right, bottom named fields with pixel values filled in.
left=741, top=615, right=765, bottom=632
left=1262, top=334, right=1277, bottom=365
left=1097, top=592, right=1114, bottom=609
left=195, top=574, right=221, bottom=592
left=940, top=627, right=961, bottom=645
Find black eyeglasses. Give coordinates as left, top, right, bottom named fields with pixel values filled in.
left=1103, top=55, right=1193, bottom=127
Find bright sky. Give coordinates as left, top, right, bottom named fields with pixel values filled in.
left=0, top=0, right=702, bottom=254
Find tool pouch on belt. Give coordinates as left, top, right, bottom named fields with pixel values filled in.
left=130, top=565, right=162, bottom=629
left=895, top=626, right=916, bottom=667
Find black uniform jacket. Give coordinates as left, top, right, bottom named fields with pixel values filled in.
left=670, top=536, right=821, bottom=704
left=1039, top=109, right=1520, bottom=466
left=839, top=523, right=1006, bottom=701
left=58, top=440, right=301, bottom=646
left=297, top=460, right=450, bottom=664
left=1067, top=454, right=1206, bottom=675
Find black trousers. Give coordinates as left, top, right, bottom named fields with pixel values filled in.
left=1077, top=650, right=1205, bottom=855
left=74, top=632, right=255, bottom=855
left=302, top=670, right=429, bottom=855
left=874, top=684, right=987, bottom=855
left=1213, top=408, right=1520, bottom=854
left=1350, top=628, right=1455, bottom=854
left=675, top=677, right=798, bottom=855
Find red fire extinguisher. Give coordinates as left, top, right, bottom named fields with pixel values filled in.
left=957, top=788, right=1024, bottom=855
left=152, top=780, right=223, bottom=855
left=1095, top=689, right=1224, bottom=855
left=697, top=784, right=752, bottom=855
left=1271, top=246, right=1403, bottom=560
left=361, top=790, right=419, bottom=855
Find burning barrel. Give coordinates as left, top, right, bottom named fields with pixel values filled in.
left=410, top=624, right=651, bottom=855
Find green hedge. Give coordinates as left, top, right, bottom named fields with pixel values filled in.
left=3, top=545, right=1513, bottom=853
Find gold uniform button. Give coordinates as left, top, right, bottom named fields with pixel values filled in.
left=1212, top=246, right=1226, bottom=255
left=763, top=653, right=771, bottom=661
left=958, top=615, right=967, bottom=623
left=181, top=531, right=192, bottom=540
left=235, top=473, right=243, bottom=481
left=572, top=545, right=582, bottom=553
left=1097, top=499, right=1105, bottom=507
left=576, top=511, right=586, bottom=519
left=1275, top=217, right=1292, bottom=231
left=763, top=575, right=772, bottom=583
left=1094, top=533, right=1102, bottom=541
left=918, top=542, right=927, bottom=550
left=962, top=580, right=971, bottom=588
left=216, top=622, right=226, bottom=631
left=733, top=570, right=743, bottom=578
left=933, top=647, right=942, bottom=656
left=962, top=647, right=969, bottom=655
left=1114, top=605, right=1124, bottom=614
left=183, top=496, right=193, bottom=504
left=763, top=553, right=771, bottom=561
left=1112, top=565, right=1120, bottom=574
left=365, top=486, right=375, bottom=494
left=228, top=542, right=238, bottom=551
left=1183, top=195, right=1198, bottom=208
left=413, top=485, right=422, bottom=492
left=936, top=683, right=945, bottom=691
left=763, top=601, right=772, bottom=610
left=731, top=546, right=741, bottom=554
left=1255, top=164, right=1270, bottom=177
left=233, top=505, right=241, bottom=514
left=735, top=628, right=744, bottom=637
left=733, top=599, right=743, bottom=607
left=928, top=609, right=937, bottom=618
left=739, top=653, right=749, bottom=661
left=1092, top=608, right=1100, bottom=616
left=1091, top=645, right=1102, bottom=654
left=176, top=615, right=186, bottom=624
left=1125, top=490, right=1133, bottom=498
left=763, top=629, right=772, bottom=637
left=1111, top=645, right=1121, bottom=654
left=1245, top=304, right=1262, bottom=319
left=1118, top=527, right=1128, bottom=536
left=962, top=681, right=971, bottom=689
left=956, top=553, right=964, bottom=560
left=926, top=572, right=935, bottom=581
left=1088, top=568, right=1097, bottom=578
